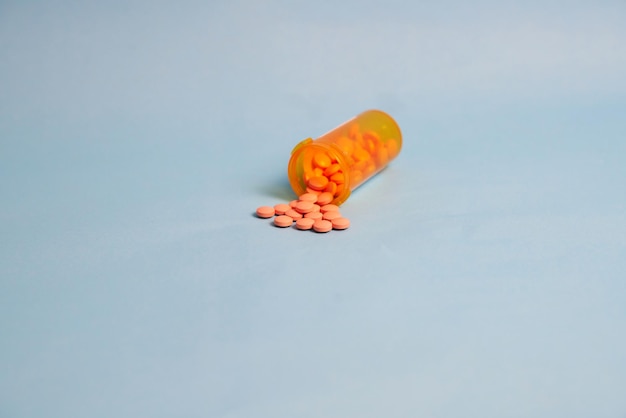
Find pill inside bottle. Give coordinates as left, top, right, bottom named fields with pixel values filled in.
left=287, top=109, right=402, bottom=206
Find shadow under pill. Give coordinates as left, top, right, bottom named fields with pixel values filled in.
left=258, top=177, right=295, bottom=201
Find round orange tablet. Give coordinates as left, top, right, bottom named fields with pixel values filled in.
left=323, top=164, right=340, bottom=177
left=289, top=200, right=298, bottom=208
left=304, top=211, right=323, bottom=220
left=334, top=183, right=345, bottom=197
left=337, top=136, right=354, bottom=155
left=274, top=215, right=293, bottom=227
left=331, top=217, right=350, bottom=230
left=315, top=192, right=333, bottom=206
left=307, top=175, right=329, bottom=191
left=295, top=217, right=315, bottom=230
left=313, top=152, right=331, bottom=169
left=375, top=146, right=389, bottom=168
left=295, top=200, right=314, bottom=214
left=285, top=209, right=303, bottom=220
left=324, top=181, right=337, bottom=196
left=323, top=210, right=342, bottom=221
left=330, top=172, right=344, bottom=184
left=353, top=147, right=371, bottom=163
left=256, top=206, right=275, bottom=218
left=273, top=203, right=290, bottom=215
left=298, top=193, right=318, bottom=203
left=313, top=219, right=332, bottom=233
left=320, top=204, right=339, bottom=213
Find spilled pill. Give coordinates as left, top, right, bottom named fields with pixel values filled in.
left=323, top=210, right=342, bottom=221
left=274, top=215, right=293, bottom=228
left=273, top=203, right=290, bottom=215
left=316, top=192, right=333, bottom=206
left=285, top=209, right=303, bottom=220
left=256, top=206, right=275, bottom=218
left=304, top=211, right=323, bottom=220
left=295, top=200, right=315, bottom=214
left=313, top=219, right=332, bottom=233
left=331, top=217, right=350, bottom=230
left=298, top=193, right=318, bottom=203
left=255, top=141, right=360, bottom=232
left=256, top=199, right=350, bottom=234
left=320, top=204, right=339, bottom=213
left=296, top=217, right=315, bottom=230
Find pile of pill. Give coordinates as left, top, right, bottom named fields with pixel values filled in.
left=255, top=192, right=350, bottom=233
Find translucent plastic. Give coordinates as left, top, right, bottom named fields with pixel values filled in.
left=288, top=109, right=402, bottom=205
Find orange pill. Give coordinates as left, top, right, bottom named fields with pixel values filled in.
left=295, top=200, right=315, bottom=214
left=295, top=217, right=315, bottom=230
left=323, top=163, right=340, bottom=177
left=363, top=162, right=376, bottom=178
left=352, top=131, right=363, bottom=146
left=324, top=181, right=337, bottom=196
left=302, top=151, right=314, bottom=172
left=352, top=160, right=367, bottom=173
left=304, top=211, right=323, bottom=220
left=363, top=130, right=380, bottom=142
left=316, top=192, right=333, bottom=206
left=273, top=203, right=290, bottom=215
left=256, top=206, right=275, bottom=218
left=331, top=217, right=350, bottom=230
left=353, top=146, right=371, bottom=163
left=274, top=215, right=293, bottom=227
left=298, top=193, right=318, bottom=203
left=289, top=199, right=298, bottom=208
left=305, top=187, right=322, bottom=195
left=313, top=167, right=324, bottom=177
left=285, top=209, right=303, bottom=220
left=323, top=210, right=342, bottom=221
left=313, top=152, right=331, bottom=169
left=313, top=219, right=332, bottom=233
left=330, top=172, right=344, bottom=184
left=337, top=136, right=354, bottom=155
left=320, top=204, right=339, bottom=213
left=307, top=175, right=329, bottom=191
left=334, top=183, right=345, bottom=197
left=374, top=145, right=389, bottom=168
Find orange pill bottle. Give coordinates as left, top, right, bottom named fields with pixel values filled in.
left=288, top=109, right=402, bottom=205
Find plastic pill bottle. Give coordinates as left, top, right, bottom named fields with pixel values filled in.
left=287, top=109, right=402, bottom=205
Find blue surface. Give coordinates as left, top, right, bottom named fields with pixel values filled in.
left=1, top=1, right=626, bottom=417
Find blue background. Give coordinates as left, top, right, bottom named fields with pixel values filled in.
left=1, top=1, right=625, bottom=417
